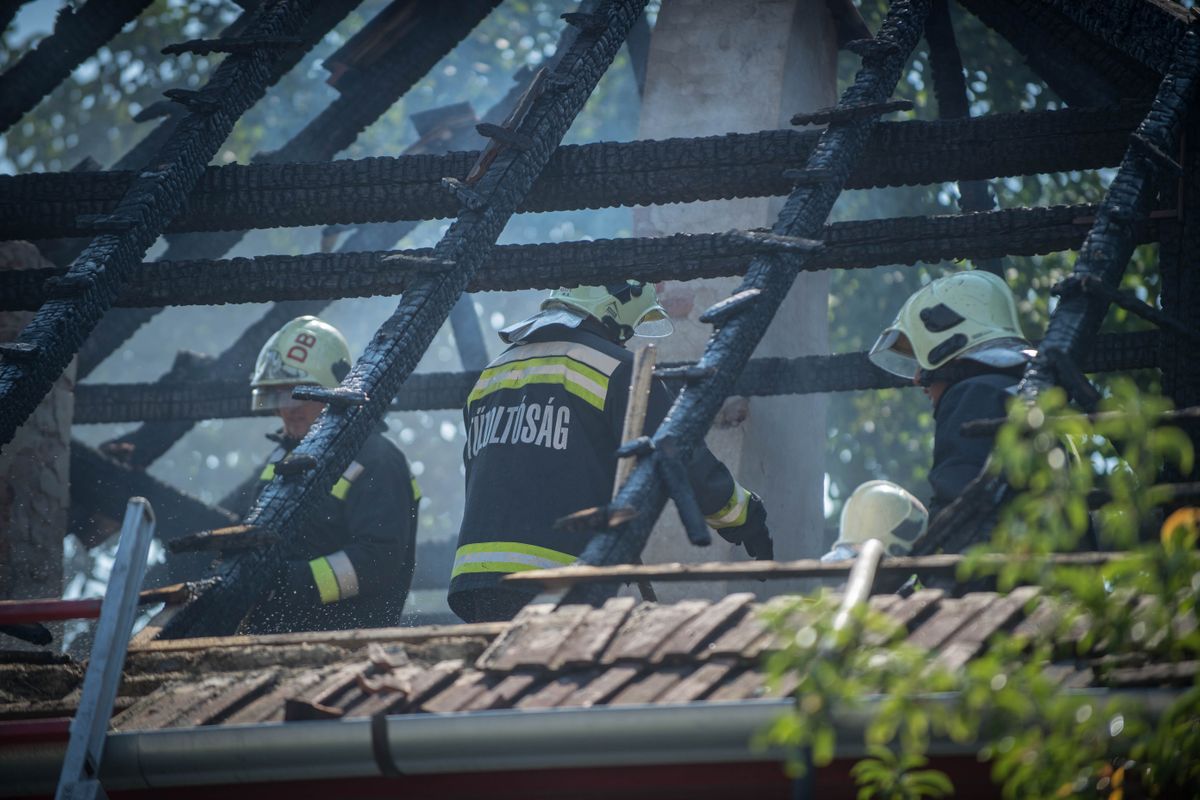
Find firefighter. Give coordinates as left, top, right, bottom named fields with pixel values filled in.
left=821, top=480, right=929, bottom=563
left=448, top=282, right=773, bottom=623
left=866, top=269, right=1034, bottom=522
left=235, top=316, right=420, bottom=634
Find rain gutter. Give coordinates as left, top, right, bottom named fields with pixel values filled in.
left=0, top=691, right=1181, bottom=796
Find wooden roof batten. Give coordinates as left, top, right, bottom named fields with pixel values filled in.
left=157, top=0, right=653, bottom=639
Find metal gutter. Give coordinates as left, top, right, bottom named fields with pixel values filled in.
left=0, top=691, right=1182, bottom=796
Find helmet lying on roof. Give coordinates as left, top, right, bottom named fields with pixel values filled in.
left=250, top=316, right=352, bottom=411
left=501, top=281, right=673, bottom=344
left=868, top=270, right=1034, bottom=380
left=821, top=480, right=928, bottom=562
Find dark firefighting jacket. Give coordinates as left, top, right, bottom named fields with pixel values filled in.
left=928, top=372, right=1018, bottom=519
left=236, top=428, right=420, bottom=633
left=449, top=321, right=753, bottom=601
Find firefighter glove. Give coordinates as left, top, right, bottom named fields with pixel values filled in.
left=717, top=493, right=773, bottom=561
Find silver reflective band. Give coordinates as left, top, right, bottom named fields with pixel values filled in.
left=325, top=550, right=360, bottom=600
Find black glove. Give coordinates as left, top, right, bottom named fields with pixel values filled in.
left=272, top=560, right=321, bottom=605
left=717, top=493, right=773, bottom=561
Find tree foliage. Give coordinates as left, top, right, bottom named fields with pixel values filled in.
left=764, top=380, right=1200, bottom=798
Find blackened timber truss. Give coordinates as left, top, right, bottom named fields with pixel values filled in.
left=0, top=0, right=325, bottom=449
left=1020, top=29, right=1200, bottom=398
left=0, top=204, right=1167, bottom=310
left=563, top=0, right=935, bottom=606
left=72, top=332, right=1161, bottom=426
left=160, top=0, right=651, bottom=639
left=3, top=106, right=1144, bottom=240
left=0, top=0, right=153, bottom=134
left=78, top=0, right=501, bottom=379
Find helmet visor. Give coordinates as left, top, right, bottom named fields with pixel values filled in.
left=867, top=328, right=918, bottom=379
left=633, top=306, right=673, bottom=338
left=251, top=385, right=310, bottom=412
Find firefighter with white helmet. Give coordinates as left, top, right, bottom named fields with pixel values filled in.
left=449, top=282, right=772, bottom=623
left=823, top=271, right=1033, bottom=561
left=234, top=316, right=421, bottom=633
left=822, top=481, right=928, bottom=562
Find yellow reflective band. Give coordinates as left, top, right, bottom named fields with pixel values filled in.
left=468, top=356, right=610, bottom=410
left=411, top=477, right=423, bottom=502
left=451, top=541, right=577, bottom=578
left=330, top=477, right=352, bottom=500
left=707, top=483, right=751, bottom=529
left=308, top=556, right=340, bottom=604
left=259, top=463, right=275, bottom=481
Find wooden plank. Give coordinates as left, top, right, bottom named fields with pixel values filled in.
left=707, top=667, right=765, bottom=702
left=516, top=668, right=599, bottom=709
left=461, top=670, right=541, bottom=711
left=472, top=603, right=554, bottom=671
left=656, top=658, right=738, bottom=704
left=601, top=601, right=709, bottom=664
left=419, top=671, right=492, bottom=714
left=129, top=621, right=508, bottom=654
left=503, top=552, right=1125, bottom=589
left=868, top=594, right=900, bottom=615
left=651, top=593, right=755, bottom=664
left=560, top=664, right=643, bottom=707
left=1011, top=596, right=1060, bottom=640
left=549, top=596, right=637, bottom=670
left=933, top=586, right=1041, bottom=671
left=608, top=666, right=691, bottom=706
left=763, top=671, right=799, bottom=699
left=476, top=604, right=588, bottom=672
left=128, top=605, right=182, bottom=647
left=1104, top=660, right=1199, bottom=688
left=907, top=593, right=993, bottom=651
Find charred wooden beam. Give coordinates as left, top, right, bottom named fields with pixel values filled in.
left=0, top=0, right=325, bottom=450
left=79, top=0, right=498, bottom=378
left=0, top=0, right=153, bottom=134
left=955, top=0, right=1158, bottom=105
left=1, top=204, right=1164, bottom=310
left=68, top=440, right=236, bottom=549
left=4, top=106, right=1144, bottom=240
left=1035, top=0, right=1190, bottom=77
left=71, top=332, right=1160, bottom=425
left=1021, top=29, right=1200, bottom=398
left=161, top=0, right=651, bottom=639
left=562, top=0, right=932, bottom=606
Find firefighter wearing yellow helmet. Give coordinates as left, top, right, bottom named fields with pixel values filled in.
left=822, top=481, right=929, bottom=562
left=868, top=269, right=1033, bottom=525
left=449, top=282, right=772, bottom=623
left=234, top=316, right=421, bottom=634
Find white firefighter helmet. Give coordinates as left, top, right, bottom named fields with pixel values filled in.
left=250, top=316, right=351, bottom=411
left=542, top=281, right=673, bottom=342
left=822, top=480, right=929, bottom=562
left=868, top=270, right=1032, bottom=380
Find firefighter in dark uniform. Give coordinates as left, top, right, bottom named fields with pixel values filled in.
left=234, top=316, right=420, bottom=634
left=822, top=270, right=1035, bottom=562
left=448, top=282, right=773, bottom=623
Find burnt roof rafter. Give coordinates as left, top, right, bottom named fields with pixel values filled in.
left=563, top=0, right=935, bottom=606
left=0, top=204, right=1168, bottom=310
left=71, top=332, right=1160, bottom=426
left=0, top=0, right=341, bottom=451
left=954, top=0, right=1160, bottom=106
left=1021, top=27, right=1200, bottom=399
left=160, top=0, right=652, bottom=640
left=77, top=0, right=504, bottom=380
left=1, top=105, right=1145, bottom=241
left=0, top=0, right=154, bottom=135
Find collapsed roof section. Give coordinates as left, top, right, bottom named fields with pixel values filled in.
left=0, top=0, right=1195, bottom=636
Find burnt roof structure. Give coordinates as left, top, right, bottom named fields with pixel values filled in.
left=0, top=0, right=1196, bottom=641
